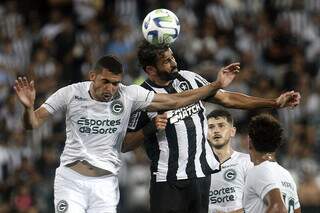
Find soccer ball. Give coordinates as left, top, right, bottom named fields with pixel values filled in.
left=142, top=9, right=180, bottom=45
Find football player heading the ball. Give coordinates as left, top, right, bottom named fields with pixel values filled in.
left=14, top=55, right=240, bottom=213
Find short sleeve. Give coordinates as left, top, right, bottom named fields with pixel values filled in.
left=41, top=86, right=70, bottom=114
left=194, top=73, right=210, bottom=87
left=127, top=111, right=151, bottom=132
left=248, top=167, right=279, bottom=200
left=293, top=182, right=301, bottom=209
left=179, top=70, right=210, bottom=87
left=126, top=85, right=155, bottom=112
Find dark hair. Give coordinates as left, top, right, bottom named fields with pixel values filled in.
left=137, top=40, right=170, bottom=70
left=93, top=55, right=123, bottom=74
left=207, top=109, right=233, bottom=125
left=248, top=114, right=283, bottom=153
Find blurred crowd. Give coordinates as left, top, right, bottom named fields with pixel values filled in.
left=0, top=0, right=319, bottom=212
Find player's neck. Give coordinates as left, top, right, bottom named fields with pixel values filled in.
left=213, top=144, right=233, bottom=163
left=253, top=152, right=276, bottom=166
left=149, top=76, right=171, bottom=87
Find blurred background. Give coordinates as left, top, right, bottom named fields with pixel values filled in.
left=0, top=0, right=319, bottom=212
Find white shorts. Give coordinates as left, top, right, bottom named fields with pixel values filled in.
left=54, top=166, right=119, bottom=213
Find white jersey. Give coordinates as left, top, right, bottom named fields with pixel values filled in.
left=42, top=81, right=154, bottom=175
left=209, top=151, right=253, bottom=213
left=243, top=161, right=300, bottom=213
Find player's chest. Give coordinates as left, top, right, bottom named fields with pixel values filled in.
left=212, top=162, right=243, bottom=185
left=68, top=97, right=129, bottom=120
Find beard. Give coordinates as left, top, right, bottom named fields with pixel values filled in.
left=157, top=67, right=179, bottom=81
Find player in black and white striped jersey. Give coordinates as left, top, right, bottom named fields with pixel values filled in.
left=123, top=41, right=300, bottom=213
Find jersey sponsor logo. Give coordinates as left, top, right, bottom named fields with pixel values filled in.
left=209, top=187, right=236, bottom=204
left=56, top=200, right=68, bottom=213
left=167, top=103, right=202, bottom=124
left=224, top=169, right=236, bottom=181
left=74, top=95, right=87, bottom=101
left=128, top=111, right=141, bottom=129
left=111, top=100, right=124, bottom=115
left=77, top=117, right=121, bottom=134
left=281, top=181, right=294, bottom=191
left=178, top=81, right=189, bottom=91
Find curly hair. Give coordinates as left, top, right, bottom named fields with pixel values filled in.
left=248, top=114, right=283, bottom=153
left=137, top=40, right=170, bottom=70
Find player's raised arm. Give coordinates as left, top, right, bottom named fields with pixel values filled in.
left=14, top=77, right=50, bottom=129
left=210, top=89, right=301, bottom=109
left=146, top=63, right=240, bottom=112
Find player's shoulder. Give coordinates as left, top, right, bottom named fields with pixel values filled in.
left=68, top=81, right=90, bottom=90
left=178, top=70, right=199, bottom=78
left=276, top=163, right=294, bottom=179
left=247, top=161, right=276, bottom=179
left=120, top=83, right=144, bottom=92
left=232, top=151, right=251, bottom=164
left=57, top=81, right=90, bottom=95
left=233, top=151, right=250, bottom=161
left=232, top=151, right=253, bottom=170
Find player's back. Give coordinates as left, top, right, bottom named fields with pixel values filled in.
left=243, top=161, right=300, bottom=213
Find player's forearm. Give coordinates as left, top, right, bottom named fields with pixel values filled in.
left=122, top=122, right=157, bottom=153
left=229, top=208, right=244, bottom=213
left=23, top=107, right=39, bottom=129
left=172, top=81, right=222, bottom=108
left=266, top=203, right=287, bottom=213
left=122, top=131, right=145, bottom=152
left=215, top=91, right=279, bottom=109
left=147, top=81, right=222, bottom=111
left=23, top=107, right=45, bottom=129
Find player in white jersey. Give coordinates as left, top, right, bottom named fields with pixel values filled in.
left=243, top=114, right=301, bottom=213
left=14, top=55, right=241, bottom=213
left=206, top=109, right=253, bottom=213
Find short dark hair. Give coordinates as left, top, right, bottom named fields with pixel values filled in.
left=93, top=55, right=123, bottom=74
left=248, top=114, right=283, bottom=153
left=207, top=109, right=233, bottom=125
left=137, top=40, right=170, bottom=70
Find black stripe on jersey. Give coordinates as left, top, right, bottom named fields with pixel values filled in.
left=195, top=78, right=218, bottom=101
left=141, top=81, right=161, bottom=175
left=164, top=84, right=179, bottom=180
left=144, top=132, right=160, bottom=175
left=141, top=80, right=156, bottom=92
left=194, top=75, right=209, bottom=86
left=195, top=78, right=205, bottom=88
left=176, top=74, right=197, bottom=179
left=43, top=103, right=56, bottom=112
left=199, top=110, right=220, bottom=175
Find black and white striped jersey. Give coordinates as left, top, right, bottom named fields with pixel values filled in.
left=128, top=71, right=221, bottom=182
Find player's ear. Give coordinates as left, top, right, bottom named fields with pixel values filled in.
left=145, top=65, right=156, bottom=75
left=89, top=70, right=97, bottom=81
left=231, top=127, right=236, bottom=137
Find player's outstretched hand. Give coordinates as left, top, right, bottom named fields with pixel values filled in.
left=276, top=91, right=301, bottom=108
left=14, top=77, right=36, bottom=108
left=216, top=62, right=240, bottom=88
left=153, top=113, right=168, bottom=130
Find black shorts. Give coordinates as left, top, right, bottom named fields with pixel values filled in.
left=150, top=176, right=211, bottom=213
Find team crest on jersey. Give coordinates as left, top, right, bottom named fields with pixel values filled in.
left=178, top=81, right=189, bottom=91
left=224, top=169, right=237, bottom=181
left=111, top=100, right=124, bottom=115
left=56, top=200, right=68, bottom=213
